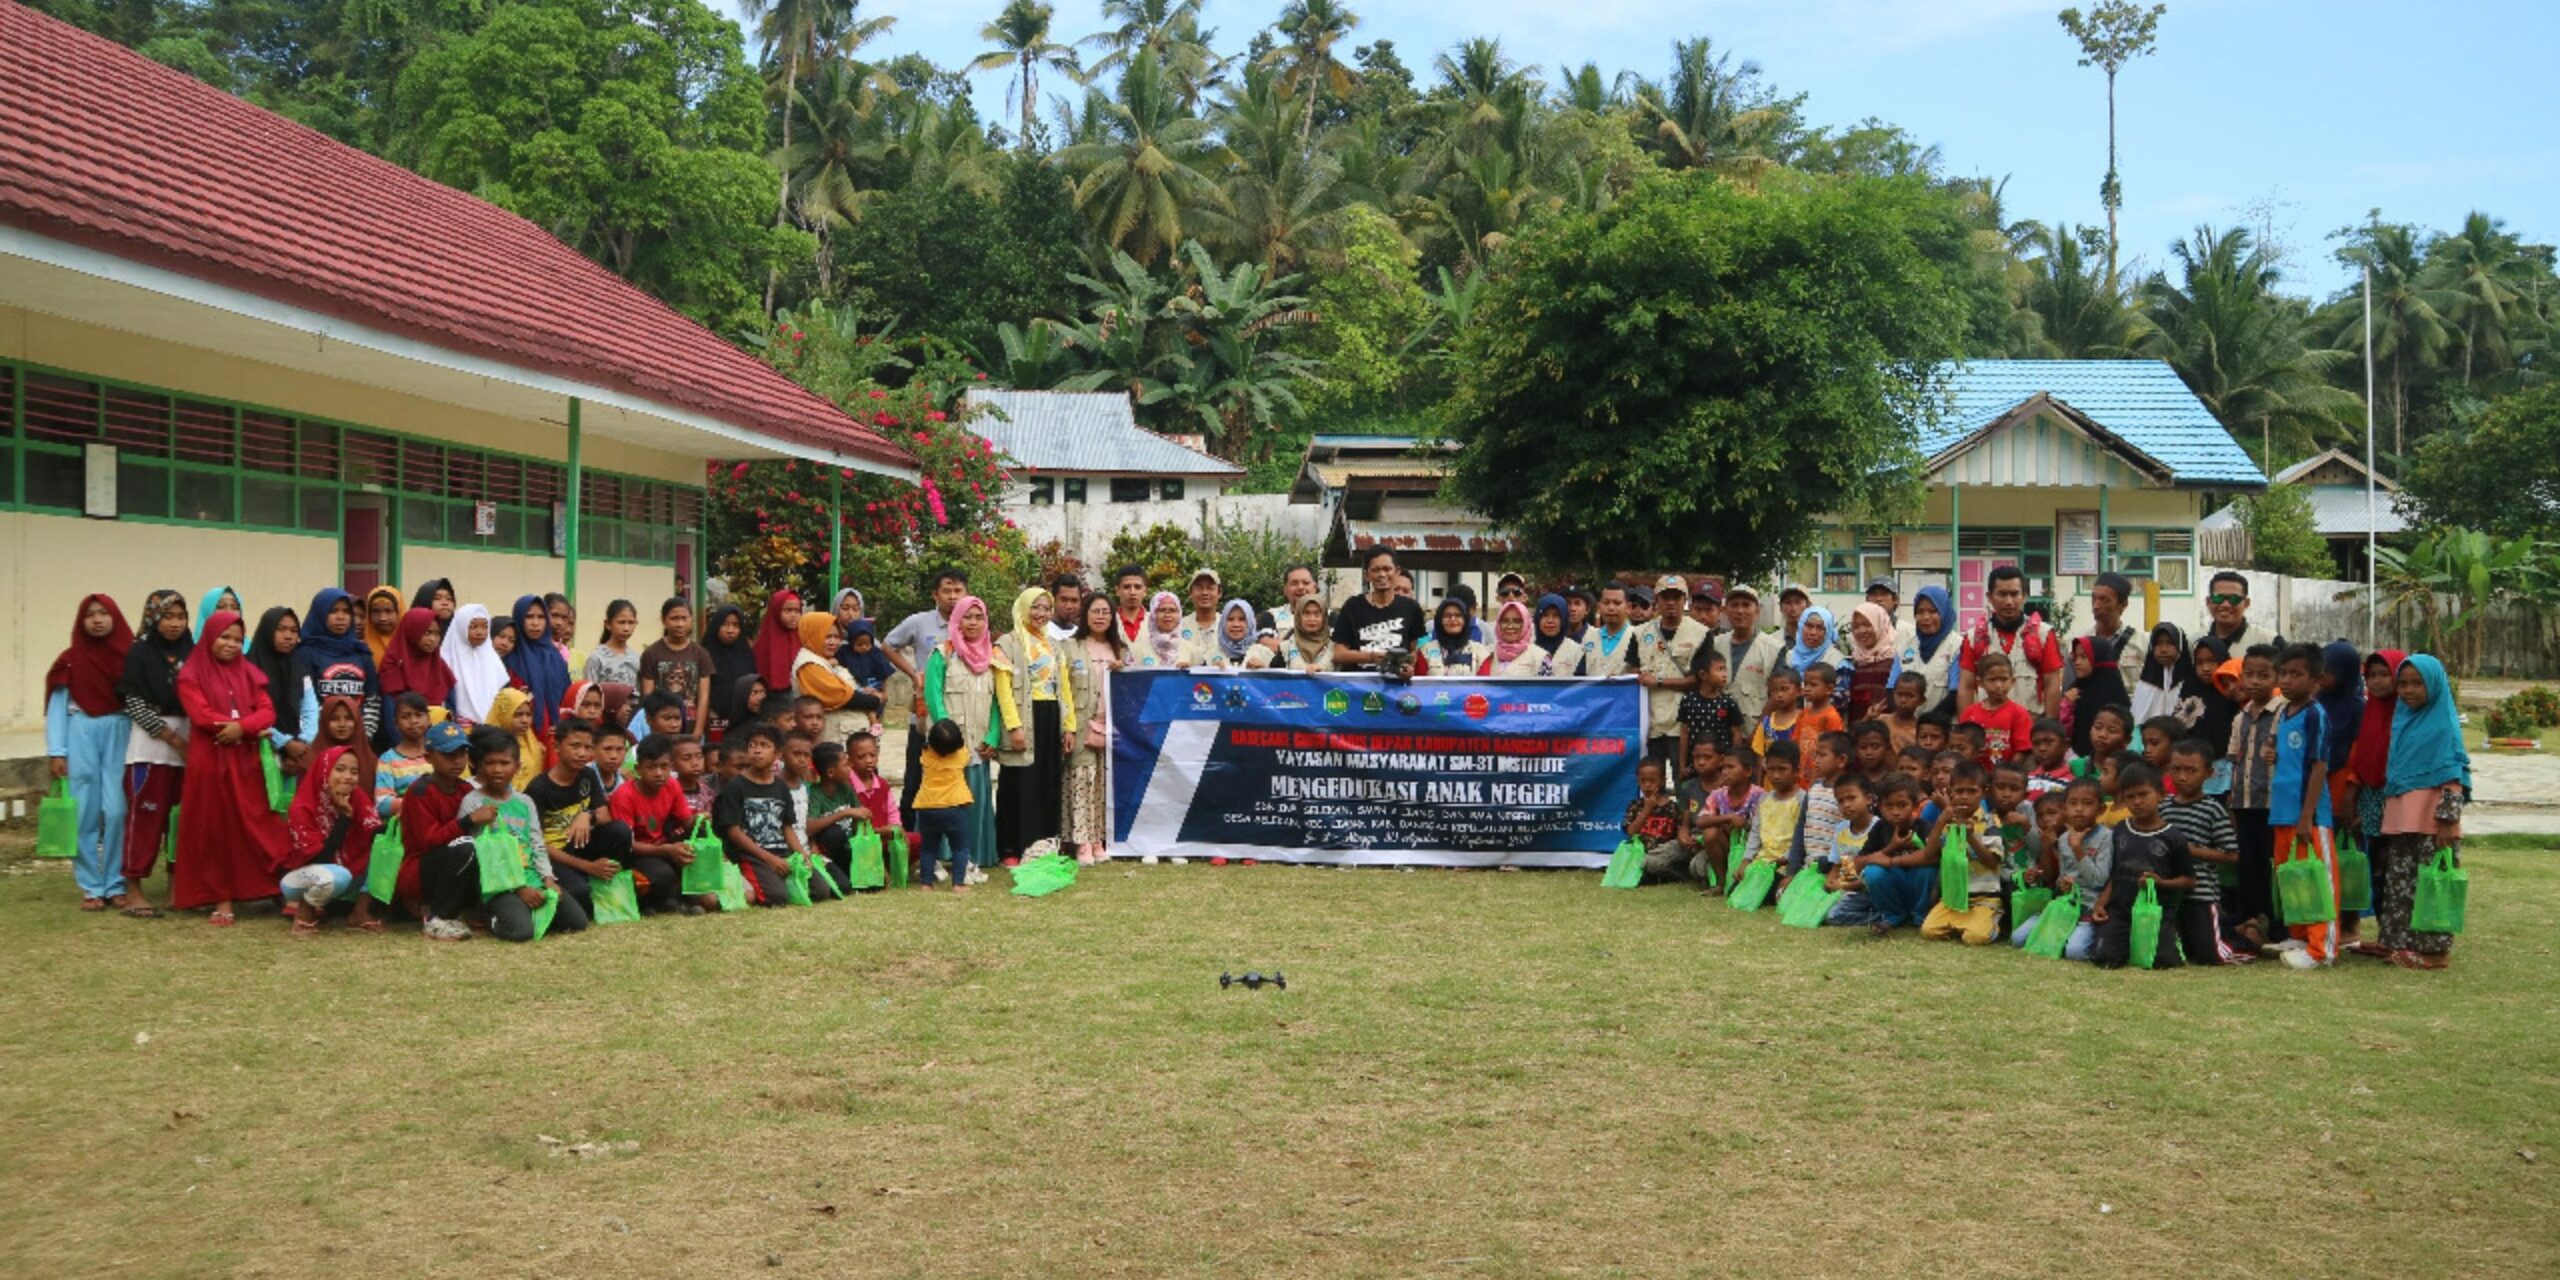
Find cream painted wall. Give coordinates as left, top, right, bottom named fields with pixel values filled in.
left=1, top=305, right=704, bottom=486
left=0, top=512, right=340, bottom=731
left=1805, top=485, right=2206, bottom=634
left=397, top=548, right=680, bottom=643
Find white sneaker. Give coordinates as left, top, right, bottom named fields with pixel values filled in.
left=2275, top=938, right=2307, bottom=953
left=1169, top=856, right=1188, bottom=866
left=423, top=918, right=470, bottom=942
left=1141, top=854, right=1160, bottom=866
left=2281, top=949, right=2321, bottom=970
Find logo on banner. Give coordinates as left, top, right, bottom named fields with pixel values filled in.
left=1396, top=693, right=1421, bottom=715
left=1222, top=686, right=1250, bottom=711
left=1268, top=693, right=1309, bottom=710
left=1191, top=682, right=1215, bottom=707
left=1324, top=689, right=1350, bottom=717
left=1430, top=691, right=1452, bottom=715
left=1361, top=691, right=1386, bottom=714
left=1464, top=694, right=1490, bottom=720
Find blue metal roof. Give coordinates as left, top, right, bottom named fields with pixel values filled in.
left=1923, top=359, right=2267, bottom=487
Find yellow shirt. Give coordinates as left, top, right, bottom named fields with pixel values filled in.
left=914, top=746, right=974, bottom=810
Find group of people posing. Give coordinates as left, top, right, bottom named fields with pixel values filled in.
left=35, top=548, right=2469, bottom=970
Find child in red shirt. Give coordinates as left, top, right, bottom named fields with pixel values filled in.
left=1958, top=651, right=2036, bottom=767
left=611, top=734, right=697, bottom=914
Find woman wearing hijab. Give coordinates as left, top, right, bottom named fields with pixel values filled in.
left=700, top=604, right=758, bottom=738
left=1786, top=606, right=1850, bottom=703
left=1129, top=591, right=1191, bottom=670
left=409, top=578, right=457, bottom=624
left=1488, top=600, right=1547, bottom=677
left=438, top=604, right=511, bottom=724
left=2316, top=640, right=2367, bottom=814
left=2065, top=632, right=2133, bottom=759
left=1249, top=596, right=1337, bottom=671
left=246, top=605, right=317, bottom=805
left=1904, top=585, right=1957, bottom=714
left=752, top=591, right=805, bottom=699
left=298, top=587, right=380, bottom=740
left=2345, top=647, right=2409, bottom=889
left=2188, top=634, right=2238, bottom=791
left=791, top=612, right=869, bottom=743
left=45, top=593, right=135, bottom=911
left=278, top=743, right=386, bottom=936
left=193, top=586, right=242, bottom=640
left=831, top=588, right=865, bottom=636
left=1843, top=603, right=1903, bottom=722
left=2372, top=654, right=2467, bottom=971
left=502, top=595, right=572, bottom=736
left=171, top=609, right=291, bottom=924
left=924, top=596, right=1006, bottom=873
left=1066, top=593, right=1122, bottom=862
left=995, top=587, right=1076, bottom=861
left=1423, top=598, right=1489, bottom=676
left=361, top=586, right=408, bottom=668
left=484, top=687, right=547, bottom=787
left=118, top=590, right=194, bottom=910
left=377, top=608, right=454, bottom=713
left=1527, top=593, right=1586, bottom=677
left=1200, top=598, right=1260, bottom=671
left=2130, top=623, right=2201, bottom=727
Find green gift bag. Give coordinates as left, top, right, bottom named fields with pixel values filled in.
left=474, top=826, right=533, bottom=898
left=784, top=853, right=817, bottom=906
left=1728, top=858, right=1778, bottom=911
left=1724, top=833, right=1749, bottom=887
left=2129, top=880, right=2165, bottom=970
left=1777, top=865, right=1845, bottom=928
left=2023, top=888, right=2080, bottom=959
left=881, top=827, right=909, bottom=888
left=2412, top=847, right=2467, bottom=934
left=35, top=780, right=76, bottom=859
left=681, top=816, right=726, bottom=895
left=528, top=886, right=561, bottom=940
left=366, top=817, right=404, bottom=904
left=2274, top=837, right=2335, bottom=925
left=2337, top=841, right=2373, bottom=913
left=259, top=738, right=294, bottom=813
left=1938, top=827, right=1972, bottom=911
left=1601, top=839, right=1645, bottom=890
left=846, top=822, right=886, bottom=890
left=716, top=859, right=750, bottom=912
left=1010, top=852, right=1079, bottom=898
left=2013, top=871, right=2054, bottom=933
left=591, top=871, right=642, bottom=924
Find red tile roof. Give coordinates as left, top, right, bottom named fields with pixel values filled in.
left=0, top=2, right=910, bottom=473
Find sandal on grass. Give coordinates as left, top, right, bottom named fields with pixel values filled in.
left=116, top=896, right=161, bottom=919
left=80, top=898, right=109, bottom=912
left=353, top=918, right=386, bottom=934
left=207, top=911, right=237, bottom=928
left=2388, top=950, right=2446, bottom=971
left=2347, top=940, right=2393, bottom=960
left=290, top=914, right=321, bottom=938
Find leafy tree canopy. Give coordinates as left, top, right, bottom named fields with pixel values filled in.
left=2402, top=383, right=2560, bottom=539
left=1442, top=171, right=1970, bottom=575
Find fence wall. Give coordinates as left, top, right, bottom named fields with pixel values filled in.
left=1010, top=493, right=1329, bottom=572
left=2201, top=565, right=2560, bottom=679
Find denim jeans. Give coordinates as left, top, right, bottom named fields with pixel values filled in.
left=917, top=806, right=970, bottom=884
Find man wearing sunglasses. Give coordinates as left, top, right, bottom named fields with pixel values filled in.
left=2203, top=570, right=2280, bottom=650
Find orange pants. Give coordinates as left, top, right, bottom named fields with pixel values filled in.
left=2270, top=824, right=2339, bottom=963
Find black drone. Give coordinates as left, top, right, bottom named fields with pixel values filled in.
left=1218, top=970, right=1287, bottom=991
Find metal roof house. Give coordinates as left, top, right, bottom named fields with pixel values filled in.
left=1808, top=359, right=2266, bottom=632
left=2198, top=448, right=2407, bottom=571
left=961, top=389, right=1253, bottom=568
left=1289, top=435, right=1513, bottom=573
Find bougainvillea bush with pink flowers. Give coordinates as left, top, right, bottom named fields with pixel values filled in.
left=709, top=305, right=1035, bottom=623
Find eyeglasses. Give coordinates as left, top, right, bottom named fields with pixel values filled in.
left=2206, top=593, right=2245, bottom=606
left=1498, top=587, right=1527, bottom=598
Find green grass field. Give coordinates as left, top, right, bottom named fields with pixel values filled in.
left=2, top=839, right=2554, bottom=1279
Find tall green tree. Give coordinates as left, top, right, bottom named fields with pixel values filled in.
left=970, top=0, right=1079, bottom=152
left=2055, top=2, right=2165, bottom=282
left=1059, top=49, right=1225, bottom=263
left=1628, top=38, right=1799, bottom=185
left=2427, top=210, right=2534, bottom=388
left=748, top=0, right=892, bottom=311
left=1443, top=173, right=1974, bottom=573
left=2019, top=223, right=2141, bottom=356
left=2140, top=225, right=2358, bottom=468
left=1080, top=0, right=1221, bottom=110
left=1265, top=0, right=1360, bottom=149
left=2329, top=216, right=2452, bottom=456
left=1208, top=64, right=1345, bottom=272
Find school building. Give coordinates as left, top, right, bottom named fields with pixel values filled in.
left=0, top=3, right=912, bottom=736
left=1804, top=359, right=2267, bottom=634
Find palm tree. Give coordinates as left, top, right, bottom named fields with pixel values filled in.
left=774, top=59, right=887, bottom=293
left=1059, top=50, right=1227, bottom=264
left=2141, top=225, right=2361, bottom=468
left=1152, top=241, right=1322, bottom=460
left=1553, top=63, right=1628, bottom=114
left=2331, top=217, right=2452, bottom=454
left=746, top=0, right=892, bottom=312
left=2019, top=223, right=2141, bottom=358
left=1628, top=38, right=1795, bottom=181
left=2427, top=211, right=2533, bottom=387
left=971, top=0, right=1081, bottom=153
left=1209, top=63, right=1344, bottom=272
left=1080, top=0, right=1223, bottom=110
left=1264, top=0, right=1360, bottom=148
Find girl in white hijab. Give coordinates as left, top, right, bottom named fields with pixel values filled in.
left=437, top=603, right=511, bottom=724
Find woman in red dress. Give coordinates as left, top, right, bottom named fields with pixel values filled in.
left=171, top=610, right=291, bottom=925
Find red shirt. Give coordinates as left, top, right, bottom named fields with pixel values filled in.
left=1959, top=616, right=2063, bottom=681
left=1960, top=699, right=2037, bottom=766
left=402, top=775, right=471, bottom=857
left=611, top=777, right=693, bottom=844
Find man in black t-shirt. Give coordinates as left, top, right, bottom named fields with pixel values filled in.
left=1330, top=546, right=1428, bottom=670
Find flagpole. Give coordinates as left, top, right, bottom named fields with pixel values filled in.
left=2364, top=264, right=2378, bottom=650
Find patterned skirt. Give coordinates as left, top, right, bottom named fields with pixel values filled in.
left=1065, top=743, right=1109, bottom=847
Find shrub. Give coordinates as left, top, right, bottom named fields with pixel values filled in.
left=2484, top=697, right=2537, bottom=740
left=2510, top=685, right=2560, bottom=727
left=1105, top=523, right=1201, bottom=593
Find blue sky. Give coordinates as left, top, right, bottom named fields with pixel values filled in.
left=718, top=0, right=2558, bottom=299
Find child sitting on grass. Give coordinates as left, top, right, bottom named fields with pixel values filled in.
left=716, top=722, right=817, bottom=906
left=2017, top=777, right=2110, bottom=959
left=805, top=740, right=872, bottom=888
left=2090, top=762, right=2196, bottom=970
left=1848, top=773, right=1931, bottom=934
left=911, top=718, right=976, bottom=891
left=610, top=733, right=697, bottom=916
left=1809, top=772, right=1876, bottom=909
left=1687, top=746, right=1761, bottom=894
left=1787, top=732, right=1851, bottom=886
left=459, top=725, right=589, bottom=942
left=1736, top=740, right=1805, bottom=909
left=1920, top=760, right=2005, bottom=945
left=279, top=745, right=385, bottom=937
left=1624, top=759, right=1684, bottom=882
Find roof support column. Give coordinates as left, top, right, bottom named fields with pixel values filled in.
left=1948, top=482, right=1963, bottom=597
left=564, top=395, right=582, bottom=606
left=829, top=469, right=844, bottom=603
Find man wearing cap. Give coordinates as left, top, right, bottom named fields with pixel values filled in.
left=1686, top=581, right=1721, bottom=634
left=1715, top=585, right=1788, bottom=724
left=1866, top=578, right=1915, bottom=654
left=1633, top=575, right=1709, bottom=766
left=1178, top=568, right=1222, bottom=651
left=2076, top=572, right=2144, bottom=697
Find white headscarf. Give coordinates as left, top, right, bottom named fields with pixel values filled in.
left=438, top=603, right=511, bottom=724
